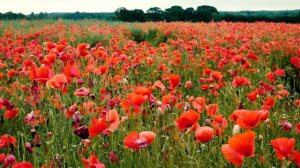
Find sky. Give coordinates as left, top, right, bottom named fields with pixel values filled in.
left=0, top=0, right=300, bottom=14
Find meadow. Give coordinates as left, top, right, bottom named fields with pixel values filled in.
left=0, top=20, right=299, bottom=168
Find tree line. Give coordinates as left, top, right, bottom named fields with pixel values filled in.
left=115, top=6, right=300, bottom=23
left=0, top=5, right=300, bottom=23
left=115, top=6, right=220, bottom=22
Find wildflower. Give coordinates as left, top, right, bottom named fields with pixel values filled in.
left=271, top=138, right=295, bottom=160
left=221, top=131, right=255, bottom=166
left=195, top=126, right=214, bottom=143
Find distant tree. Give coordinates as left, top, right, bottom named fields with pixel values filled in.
left=28, top=12, right=35, bottom=20
left=3, top=12, right=15, bottom=20
left=131, top=9, right=145, bottom=22
left=37, top=12, right=47, bottom=20
left=164, top=6, right=185, bottom=22
left=184, top=7, right=196, bottom=22
left=115, top=7, right=130, bottom=21
left=195, top=5, right=219, bottom=22
left=145, top=7, right=163, bottom=21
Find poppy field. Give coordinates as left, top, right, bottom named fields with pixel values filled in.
left=0, top=20, right=299, bottom=168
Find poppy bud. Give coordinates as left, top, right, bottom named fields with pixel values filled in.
left=184, top=102, right=190, bottom=111
left=89, top=94, right=96, bottom=100
left=164, top=104, right=171, bottom=112
left=238, top=102, right=244, bottom=110
left=81, top=139, right=91, bottom=147
left=72, top=111, right=82, bottom=124
left=109, top=151, right=119, bottom=163
left=155, top=101, right=162, bottom=107
left=0, top=99, right=14, bottom=110
left=232, top=124, right=241, bottom=135
left=47, top=132, right=53, bottom=139
left=25, top=142, right=33, bottom=153
left=280, top=119, right=292, bottom=131
left=30, top=128, right=36, bottom=138
left=102, top=143, right=109, bottom=149
left=122, top=78, right=128, bottom=84
left=4, top=154, right=16, bottom=167
left=149, top=100, right=156, bottom=108
left=74, top=126, right=89, bottom=139
left=77, top=78, right=84, bottom=85
left=33, top=133, right=41, bottom=147
left=205, top=119, right=211, bottom=126
left=241, top=57, right=247, bottom=65
left=55, top=154, right=62, bottom=167
left=88, top=79, right=94, bottom=87
left=108, top=99, right=116, bottom=108
left=156, top=107, right=164, bottom=115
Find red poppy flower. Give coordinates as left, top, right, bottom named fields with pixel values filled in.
left=123, top=131, right=155, bottom=151
left=263, top=97, right=275, bottom=108
left=205, top=104, right=218, bottom=116
left=4, top=108, right=19, bottom=120
left=81, top=153, right=105, bottom=168
left=195, top=126, right=214, bottom=143
left=7, top=69, right=17, bottom=78
left=169, top=74, right=180, bottom=90
left=0, top=99, right=14, bottom=110
left=221, top=144, right=244, bottom=166
left=296, top=123, right=300, bottom=134
left=290, top=56, right=300, bottom=69
left=231, top=110, right=261, bottom=130
left=12, top=162, right=33, bottom=168
left=88, top=119, right=108, bottom=137
left=46, top=74, right=68, bottom=89
left=106, top=109, right=120, bottom=132
left=64, top=104, right=77, bottom=118
left=0, top=134, right=16, bottom=148
left=291, top=150, right=300, bottom=167
left=211, top=71, right=223, bottom=82
left=265, top=72, right=275, bottom=83
left=229, top=131, right=255, bottom=156
left=74, top=87, right=90, bottom=97
left=192, top=97, right=205, bottom=113
left=271, top=138, right=295, bottom=160
left=221, top=131, right=255, bottom=166
left=93, top=65, right=108, bottom=75
left=232, top=77, right=250, bottom=88
left=294, top=99, right=300, bottom=108
left=134, top=86, right=151, bottom=99
left=152, top=81, right=166, bottom=91
left=127, top=93, right=147, bottom=107
left=211, top=115, right=228, bottom=136
left=175, top=109, right=200, bottom=131
left=63, top=64, right=81, bottom=79
left=162, top=94, right=177, bottom=107
left=247, top=90, right=259, bottom=102
left=35, top=65, right=53, bottom=83
left=274, top=69, right=285, bottom=77
left=45, top=53, right=56, bottom=64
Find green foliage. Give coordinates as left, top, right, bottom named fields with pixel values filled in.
left=0, top=11, right=26, bottom=20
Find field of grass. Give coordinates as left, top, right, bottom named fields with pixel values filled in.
left=0, top=20, right=299, bottom=168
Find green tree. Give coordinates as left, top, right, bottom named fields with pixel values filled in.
left=115, top=7, right=130, bottom=21
left=195, top=5, right=219, bottom=22
left=164, top=6, right=185, bottom=22
left=131, top=9, right=145, bottom=22
left=184, top=7, right=196, bottom=22
left=146, top=7, right=163, bottom=21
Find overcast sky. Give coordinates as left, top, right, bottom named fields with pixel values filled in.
left=0, top=0, right=300, bottom=14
